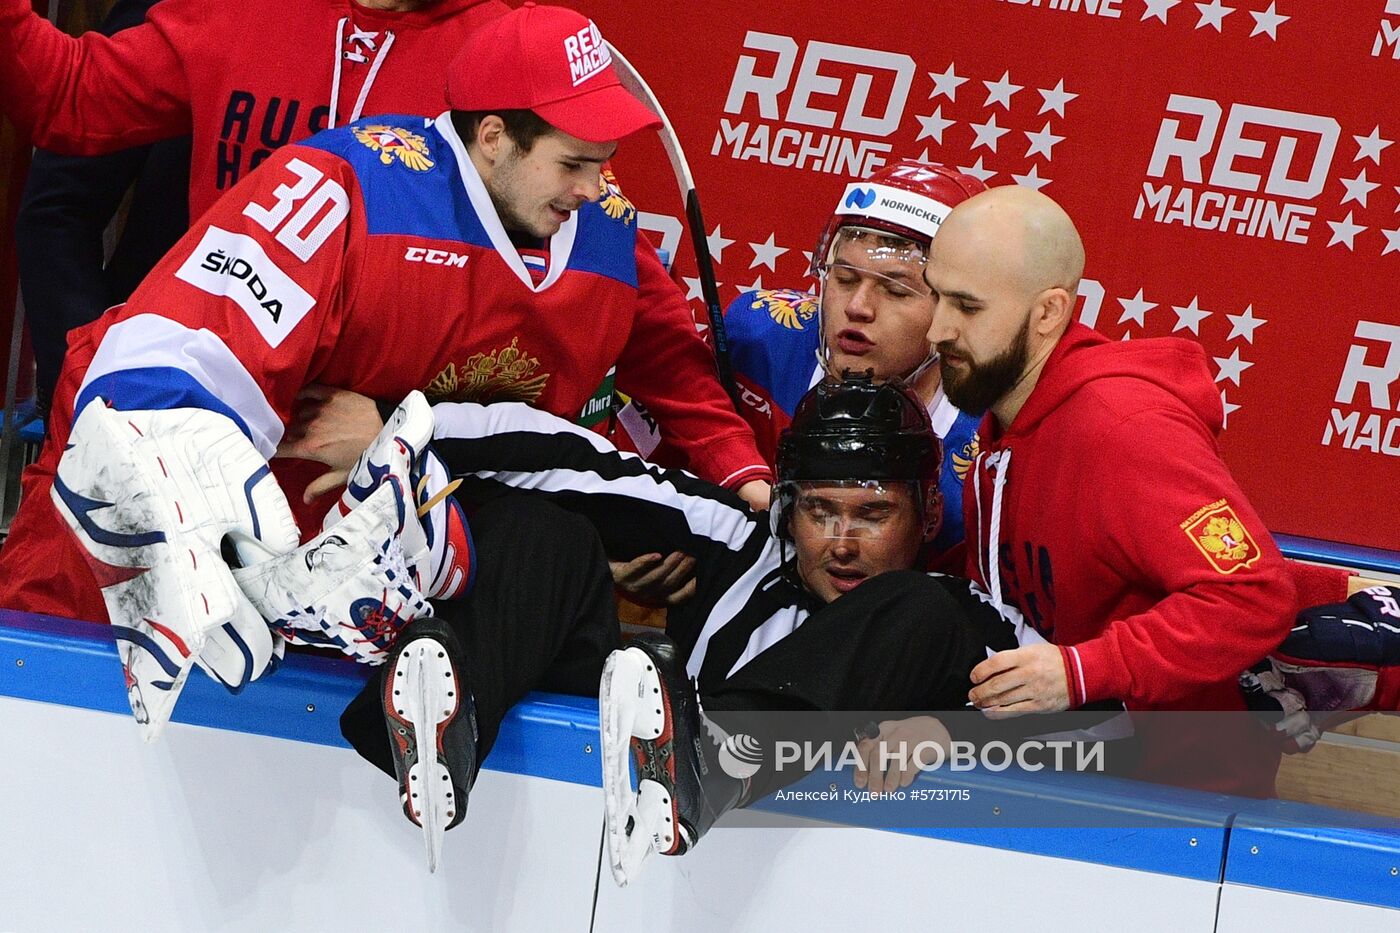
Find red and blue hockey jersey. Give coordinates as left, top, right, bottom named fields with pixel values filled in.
left=722, top=287, right=980, bottom=554
left=0, top=113, right=768, bottom=623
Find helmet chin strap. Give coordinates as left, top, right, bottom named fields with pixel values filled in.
left=902, top=352, right=939, bottom=390
left=812, top=339, right=940, bottom=395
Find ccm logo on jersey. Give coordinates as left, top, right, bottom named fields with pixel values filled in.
left=404, top=246, right=469, bottom=268
left=175, top=226, right=315, bottom=348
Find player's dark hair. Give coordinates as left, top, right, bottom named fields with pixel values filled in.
left=452, top=109, right=555, bottom=152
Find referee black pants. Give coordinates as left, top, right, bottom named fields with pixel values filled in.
left=699, top=569, right=989, bottom=715
left=340, top=495, right=621, bottom=777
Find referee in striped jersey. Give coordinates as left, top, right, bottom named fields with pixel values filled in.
left=333, top=375, right=1021, bottom=852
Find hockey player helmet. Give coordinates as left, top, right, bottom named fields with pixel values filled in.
left=810, top=159, right=987, bottom=277
left=772, top=373, right=943, bottom=545
left=812, top=161, right=986, bottom=385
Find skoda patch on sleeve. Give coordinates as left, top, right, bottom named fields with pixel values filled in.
left=175, top=226, right=315, bottom=348
left=1181, top=498, right=1261, bottom=574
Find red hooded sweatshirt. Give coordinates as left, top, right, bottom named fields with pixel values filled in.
left=0, top=0, right=510, bottom=220
left=964, top=324, right=1296, bottom=794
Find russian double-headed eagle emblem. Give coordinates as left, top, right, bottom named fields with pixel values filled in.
left=754, top=289, right=818, bottom=331
left=353, top=125, right=435, bottom=171
left=423, top=338, right=550, bottom=404
left=952, top=434, right=980, bottom=481
left=598, top=168, right=636, bottom=225
left=1181, top=498, right=1260, bottom=574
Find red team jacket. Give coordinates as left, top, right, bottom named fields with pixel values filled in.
left=964, top=324, right=1296, bottom=793
left=0, top=114, right=769, bottom=623
left=0, top=0, right=511, bottom=219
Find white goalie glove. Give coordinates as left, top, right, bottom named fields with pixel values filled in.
left=52, top=398, right=300, bottom=741
left=231, top=476, right=433, bottom=665
left=325, top=391, right=475, bottom=601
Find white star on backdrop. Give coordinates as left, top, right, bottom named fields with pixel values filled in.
left=1353, top=126, right=1393, bottom=165
left=802, top=250, right=815, bottom=269
left=915, top=107, right=956, bottom=144
left=1194, top=0, right=1235, bottom=31
left=1024, top=122, right=1065, bottom=160
left=1171, top=295, right=1212, bottom=335
left=748, top=233, right=788, bottom=271
left=1394, top=185, right=1400, bottom=210
left=1326, top=212, right=1366, bottom=250
left=970, top=114, right=1010, bottom=153
left=1225, top=304, right=1267, bottom=343
left=1340, top=168, right=1380, bottom=208
left=1116, top=288, right=1157, bottom=327
left=983, top=71, right=1023, bottom=110
left=1382, top=227, right=1400, bottom=256
left=1248, top=2, right=1289, bottom=39
left=927, top=63, right=969, bottom=102
left=1140, top=0, right=1181, bottom=24
left=706, top=225, right=735, bottom=263
left=1037, top=79, right=1078, bottom=118
left=1220, top=390, right=1241, bottom=429
left=1213, top=347, right=1254, bottom=386
left=957, top=157, right=997, bottom=183
left=738, top=274, right=765, bottom=295
left=1012, top=165, right=1052, bottom=191
left=682, top=276, right=706, bottom=302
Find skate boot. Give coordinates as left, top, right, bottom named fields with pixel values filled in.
left=382, top=616, right=479, bottom=872
left=599, top=633, right=746, bottom=886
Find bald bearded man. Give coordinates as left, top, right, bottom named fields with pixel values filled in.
left=925, top=186, right=1295, bottom=796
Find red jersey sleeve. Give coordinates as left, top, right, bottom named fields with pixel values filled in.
left=0, top=0, right=196, bottom=153
left=613, top=239, right=771, bottom=489
left=73, top=144, right=363, bottom=458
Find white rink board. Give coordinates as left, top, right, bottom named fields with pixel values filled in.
left=595, top=812, right=1222, bottom=933
left=0, top=696, right=601, bottom=933
left=1217, top=884, right=1400, bottom=933
left=6, top=693, right=1400, bottom=932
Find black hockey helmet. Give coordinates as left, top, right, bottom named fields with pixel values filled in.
left=772, top=372, right=943, bottom=542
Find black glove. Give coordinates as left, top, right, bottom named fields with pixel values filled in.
left=1240, top=585, right=1400, bottom=751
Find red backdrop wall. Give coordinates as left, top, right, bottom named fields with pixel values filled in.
left=577, top=0, right=1400, bottom=552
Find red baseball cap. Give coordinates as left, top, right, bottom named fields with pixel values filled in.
left=446, top=3, right=661, bottom=143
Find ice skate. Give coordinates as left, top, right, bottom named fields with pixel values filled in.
left=382, top=617, right=478, bottom=872
left=599, top=633, right=745, bottom=886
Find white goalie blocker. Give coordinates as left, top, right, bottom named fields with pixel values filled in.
left=322, top=390, right=473, bottom=602
left=51, top=399, right=301, bottom=741
left=232, top=476, right=434, bottom=666
left=231, top=392, right=452, bottom=668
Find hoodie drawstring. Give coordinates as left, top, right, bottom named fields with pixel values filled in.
left=972, top=450, right=988, bottom=592
left=973, top=449, right=1011, bottom=610
left=329, top=17, right=397, bottom=129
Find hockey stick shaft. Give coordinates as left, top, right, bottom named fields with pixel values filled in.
left=607, top=43, right=741, bottom=410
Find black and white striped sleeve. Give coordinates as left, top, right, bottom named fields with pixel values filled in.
left=428, top=401, right=766, bottom=568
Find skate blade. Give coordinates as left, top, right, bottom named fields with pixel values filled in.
left=599, top=649, right=667, bottom=886
left=396, top=641, right=458, bottom=873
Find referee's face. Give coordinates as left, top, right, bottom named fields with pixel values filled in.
left=791, top=482, right=923, bottom=603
